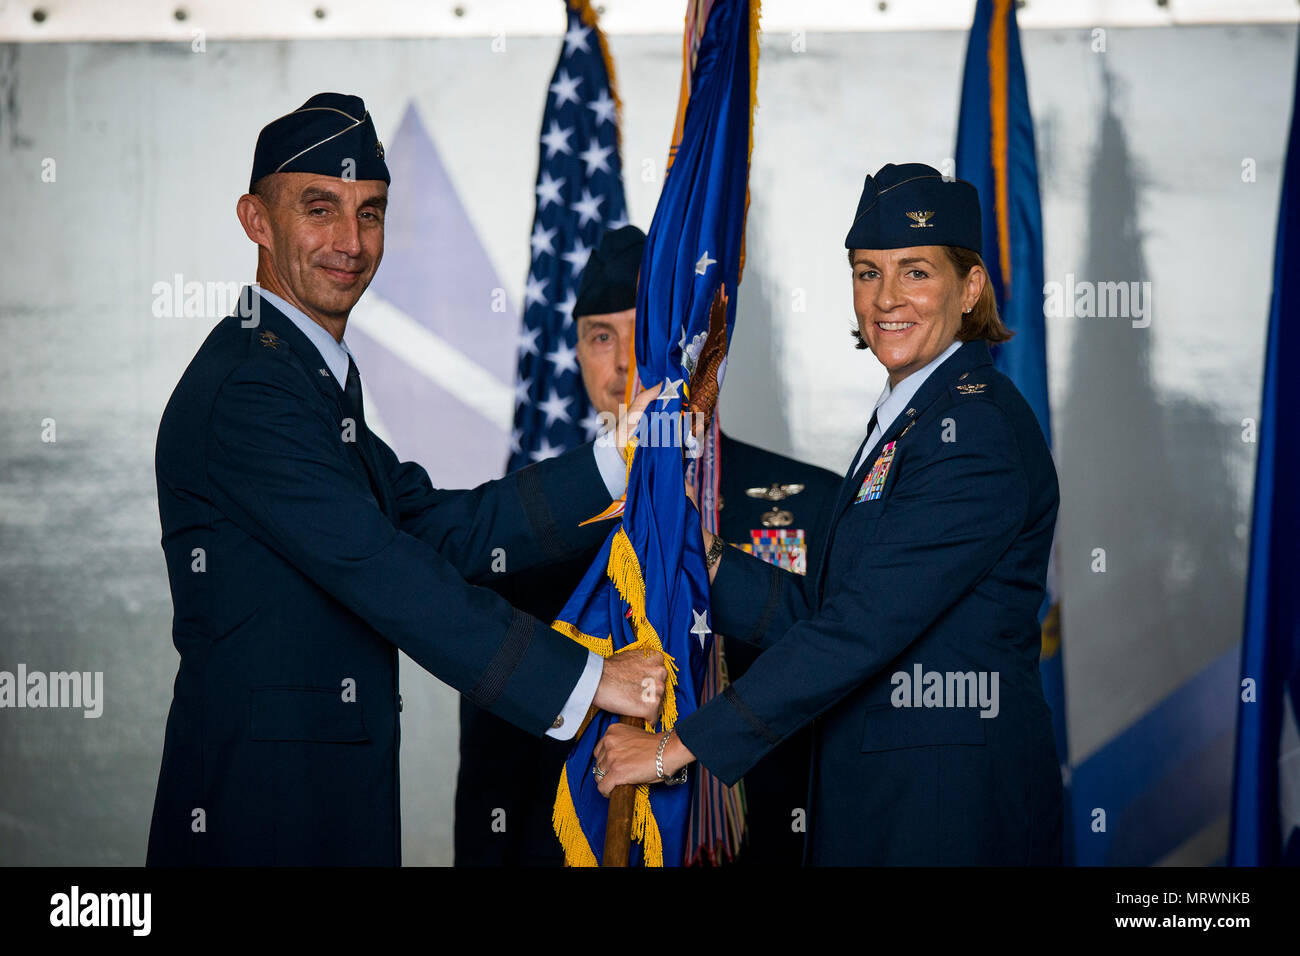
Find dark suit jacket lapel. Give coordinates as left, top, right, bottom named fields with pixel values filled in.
left=811, top=415, right=880, bottom=602
left=828, top=428, right=876, bottom=530
left=252, top=297, right=399, bottom=522
left=812, top=340, right=995, bottom=599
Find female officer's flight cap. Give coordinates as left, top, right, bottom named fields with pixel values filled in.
left=844, top=163, right=981, bottom=253
left=250, top=93, right=390, bottom=192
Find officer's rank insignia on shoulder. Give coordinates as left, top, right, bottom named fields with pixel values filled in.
left=745, top=482, right=805, bottom=501
left=258, top=330, right=282, bottom=350
left=750, top=529, right=808, bottom=574
left=855, top=440, right=897, bottom=504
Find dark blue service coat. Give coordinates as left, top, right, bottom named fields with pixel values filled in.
left=148, top=299, right=611, bottom=866
left=675, top=340, right=1064, bottom=865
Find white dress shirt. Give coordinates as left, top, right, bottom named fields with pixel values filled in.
left=256, top=288, right=621, bottom=739
left=852, top=339, right=963, bottom=477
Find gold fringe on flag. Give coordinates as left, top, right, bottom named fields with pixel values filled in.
left=631, top=783, right=665, bottom=867
left=606, top=525, right=680, bottom=730
left=550, top=619, right=614, bottom=657
left=552, top=498, right=680, bottom=866
left=553, top=765, right=599, bottom=867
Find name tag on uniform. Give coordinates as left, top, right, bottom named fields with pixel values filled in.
left=745, top=529, right=808, bottom=575
left=855, top=441, right=896, bottom=504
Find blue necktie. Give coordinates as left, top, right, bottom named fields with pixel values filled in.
left=342, top=356, right=387, bottom=512
left=813, top=409, right=880, bottom=600
left=344, top=356, right=367, bottom=429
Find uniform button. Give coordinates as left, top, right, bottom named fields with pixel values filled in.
left=398, top=694, right=404, bottom=713
left=552, top=715, right=564, bottom=729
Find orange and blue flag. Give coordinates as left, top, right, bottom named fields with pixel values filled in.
left=551, top=0, right=759, bottom=867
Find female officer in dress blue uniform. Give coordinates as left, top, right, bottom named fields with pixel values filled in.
left=593, top=163, right=1064, bottom=865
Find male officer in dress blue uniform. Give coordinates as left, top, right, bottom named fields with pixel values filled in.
left=147, top=94, right=665, bottom=866
left=595, top=165, right=1063, bottom=865
left=712, top=437, right=837, bottom=865
left=454, top=226, right=839, bottom=866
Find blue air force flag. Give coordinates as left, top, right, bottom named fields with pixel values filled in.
left=551, top=0, right=759, bottom=867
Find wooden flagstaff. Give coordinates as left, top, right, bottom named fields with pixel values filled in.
left=602, top=714, right=643, bottom=866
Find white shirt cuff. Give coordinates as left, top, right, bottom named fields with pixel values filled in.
left=545, top=649, right=602, bottom=741
left=592, top=440, right=628, bottom=499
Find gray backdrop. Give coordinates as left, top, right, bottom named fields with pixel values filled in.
left=0, top=23, right=1293, bottom=865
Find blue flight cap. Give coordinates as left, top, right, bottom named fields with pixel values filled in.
left=844, top=163, right=981, bottom=253
left=249, top=93, right=390, bottom=192
left=574, top=225, right=645, bottom=319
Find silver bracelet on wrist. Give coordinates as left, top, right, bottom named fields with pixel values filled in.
left=656, top=731, right=688, bottom=786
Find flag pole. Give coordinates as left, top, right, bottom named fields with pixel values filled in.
left=602, top=715, right=642, bottom=866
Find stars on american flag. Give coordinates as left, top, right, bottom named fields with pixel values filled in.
left=562, top=237, right=592, bottom=274
left=588, top=90, right=616, bottom=127
left=546, top=341, right=579, bottom=376
left=549, top=68, right=583, bottom=108
left=541, top=121, right=573, bottom=159
left=530, top=222, right=557, bottom=258
left=508, top=5, right=628, bottom=475
left=513, top=375, right=533, bottom=406
left=555, top=290, right=578, bottom=327
left=537, top=388, right=573, bottom=427
left=536, top=170, right=565, bottom=209
left=579, top=408, right=606, bottom=439
left=572, top=188, right=604, bottom=227
left=563, top=23, right=591, bottom=55
left=529, top=436, right=564, bottom=462
left=516, top=326, right=541, bottom=358
left=579, top=141, right=614, bottom=176
left=523, top=273, right=549, bottom=308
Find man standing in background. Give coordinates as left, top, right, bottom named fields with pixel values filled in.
left=455, top=226, right=839, bottom=866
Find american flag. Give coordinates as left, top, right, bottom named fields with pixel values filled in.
left=508, top=0, right=628, bottom=472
